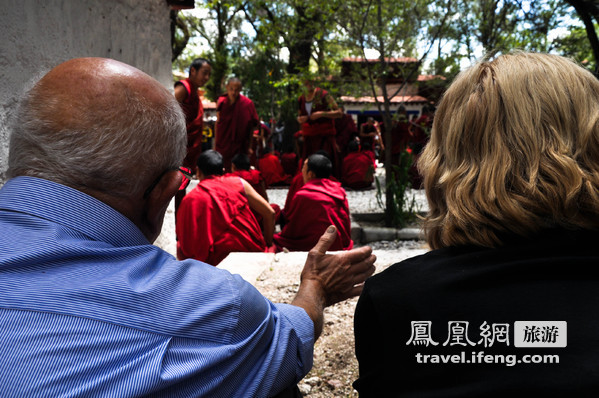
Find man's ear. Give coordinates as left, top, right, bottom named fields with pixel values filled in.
left=142, top=170, right=182, bottom=243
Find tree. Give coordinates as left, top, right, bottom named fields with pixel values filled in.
left=336, top=0, right=453, bottom=226
left=240, top=1, right=344, bottom=147
left=554, top=24, right=596, bottom=70
left=172, top=1, right=250, bottom=101
left=564, top=0, right=599, bottom=74
left=230, top=44, right=287, bottom=121
left=171, top=10, right=192, bottom=62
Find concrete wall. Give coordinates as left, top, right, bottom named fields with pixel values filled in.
left=0, top=0, right=174, bottom=185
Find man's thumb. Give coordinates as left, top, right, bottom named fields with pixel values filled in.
left=311, top=225, right=337, bottom=254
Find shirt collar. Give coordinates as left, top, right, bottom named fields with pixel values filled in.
left=0, top=176, right=149, bottom=247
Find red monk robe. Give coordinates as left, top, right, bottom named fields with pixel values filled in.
left=281, top=151, right=299, bottom=176
left=226, top=169, right=281, bottom=225
left=227, top=169, right=268, bottom=201
left=176, top=175, right=266, bottom=266
left=274, top=178, right=353, bottom=252
left=282, top=172, right=341, bottom=225
left=258, top=152, right=292, bottom=187
left=175, top=78, right=204, bottom=173
left=215, top=94, right=259, bottom=172
left=281, top=172, right=305, bottom=225
left=342, top=151, right=375, bottom=190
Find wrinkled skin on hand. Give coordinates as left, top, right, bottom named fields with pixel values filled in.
left=301, top=226, right=376, bottom=307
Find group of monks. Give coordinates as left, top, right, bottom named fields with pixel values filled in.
left=172, top=58, right=432, bottom=266
left=175, top=150, right=352, bottom=266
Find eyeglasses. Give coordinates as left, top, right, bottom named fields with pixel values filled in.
left=143, top=167, right=193, bottom=199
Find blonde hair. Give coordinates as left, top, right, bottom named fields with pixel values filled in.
left=419, top=52, right=599, bottom=249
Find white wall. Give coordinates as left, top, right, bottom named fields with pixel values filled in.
left=0, top=0, right=174, bottom=185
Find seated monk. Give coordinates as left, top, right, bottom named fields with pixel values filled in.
left=341, top=139, right=375, bottom=190
left=280, top=148, right=300, bottom=176
left=281, top=150, right=338, bottom=226
left=229, top=153, right=268, bottom=201
left=177, top=150, right=275, bottom=265
left=361, top=141, right=377, bottom=169
left=258, top=147, right=292, bottom=187
left=228, top=153, right=281, bottom=227
left=274, top=154, right=353, bottom=252
left=281, top=172, right=304, bottom=226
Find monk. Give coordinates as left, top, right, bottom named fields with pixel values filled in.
left=174, top=58, right=211, bottom=214
left=359, top=117, right=379, bottom=151
left=341, top=140, right=374, bottom=190
left=280, top=147, right=300, bottom=176
left=250, top=121, right=271, bottom=167
left=297, top=79, right=342, bottom=169
left=408, top=105, right=434, bottom=188
left=274, top=154, right=353, bottom=252
left=258, top=147, right=292, bottom=187
left=281, top=150, right=338, bottom=226
left=176, top=150, right=275, bottom=266
left=174, top=58, right=212, bottom=174
left=334, top=107, right=358, bottom=170
left=391, top=106, right=411, bottom=164
left=215, top=77, right=259, bottom=172
left=229, top=153, right=268, bottom=201
left=229, top=153, right=282, bottom=229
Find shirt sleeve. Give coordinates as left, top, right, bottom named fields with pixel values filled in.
left=227, top=274, right=315, bottom=396
left=153, top=268, right=315, bottom=397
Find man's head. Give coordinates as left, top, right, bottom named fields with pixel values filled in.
left=302, top=154, right=332, bottom=184
left=348, top=140, right=360, bottom=153
left=197, top=150, right=224, bottom=178
left=419, top=52, right=599, bottom=250
left=188, top=58, right=212, bottom=88
left=231, top=153, right=251, bottom=171
left=397, top=106, right=407, bottom=121
left=8, top=57, right=186, bottom=242
left=226, top=77, right=242, bottom=103
left=302, top=78, right=315, bottom=94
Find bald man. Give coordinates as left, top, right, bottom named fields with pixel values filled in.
left=214, top=77, right=259, bottom=172
left=0, top=58, right=375, bottom=397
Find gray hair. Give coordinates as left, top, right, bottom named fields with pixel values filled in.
left=7, top=81, right=186, bottom=198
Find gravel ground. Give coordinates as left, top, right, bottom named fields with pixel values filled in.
left=266, top=185, right=428, bottom=216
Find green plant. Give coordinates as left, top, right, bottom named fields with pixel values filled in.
left=375, top=150, right=417, bottom=228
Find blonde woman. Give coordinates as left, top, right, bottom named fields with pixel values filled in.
left=354, top=52, right=599, bottom=396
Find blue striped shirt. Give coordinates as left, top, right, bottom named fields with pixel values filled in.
left=0, top=177, right=314, bottom=397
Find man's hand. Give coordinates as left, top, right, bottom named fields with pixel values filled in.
left=302, top=225, right=376, bottom=307
left=291, top=226, right=376, bottom=340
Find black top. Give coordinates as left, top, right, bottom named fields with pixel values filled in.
left=354, top=228, right=599, bottom=397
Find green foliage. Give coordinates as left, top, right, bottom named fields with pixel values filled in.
left=553, top=24, right=597, bottom=70
left=230, top=47, right=288, bottom=120
left=169, top=0, right=598, bottom=220
left=375, top=151, right=417, bottom=228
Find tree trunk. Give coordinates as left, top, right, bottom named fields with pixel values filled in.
left=567, top=0, right=599, bottom=74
